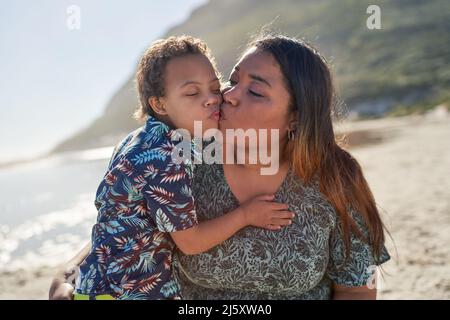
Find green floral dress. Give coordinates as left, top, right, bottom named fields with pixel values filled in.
left=174, top=163, right=390, bottom=299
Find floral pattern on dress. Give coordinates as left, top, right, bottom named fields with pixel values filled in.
left=174, top=163, right=390, bottom=300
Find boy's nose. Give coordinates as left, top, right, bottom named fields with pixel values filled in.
left=204, top=93, right=222, bottom=108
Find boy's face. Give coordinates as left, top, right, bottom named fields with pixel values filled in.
left=157, top=54, right=222, bottom=137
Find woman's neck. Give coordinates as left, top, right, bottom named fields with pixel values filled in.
left=223, top=143, right=290, bottom=175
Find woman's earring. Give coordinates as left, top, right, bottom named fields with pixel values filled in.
left=288, top=130, right=296, bottom=141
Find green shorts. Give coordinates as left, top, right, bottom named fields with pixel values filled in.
left=73, top=293, right=115, bottom=300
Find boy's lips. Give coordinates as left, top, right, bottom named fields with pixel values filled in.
left=209, top=110, right=221, bottom=121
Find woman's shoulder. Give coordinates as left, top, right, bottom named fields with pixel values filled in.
left=284, top=169, right=339, bottom=229
left=285, top=170, right=378, bottom=237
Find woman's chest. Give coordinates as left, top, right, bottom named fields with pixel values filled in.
left=180, top=193, right=334, bottom=294
left=221, top=164, right=290, bottom=203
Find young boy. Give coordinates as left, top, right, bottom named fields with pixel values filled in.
left=74, top=36, right=294, bottom=300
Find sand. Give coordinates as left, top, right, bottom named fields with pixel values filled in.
left=1, top=110, right=449, bottom=300
left=341, top=111, right=450, bottom=300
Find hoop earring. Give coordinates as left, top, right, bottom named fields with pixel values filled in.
left=288, top=130, right=296, bottom=141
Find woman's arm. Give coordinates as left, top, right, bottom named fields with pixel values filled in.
left=48, top=241, right=91, bottom=300
left=332, top=281, right=377, bottom=300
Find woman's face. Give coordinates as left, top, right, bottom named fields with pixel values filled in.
left=220, top=48, right=293, bottom=152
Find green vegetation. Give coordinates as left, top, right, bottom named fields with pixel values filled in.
left=53, top=0, right=450, bottom=153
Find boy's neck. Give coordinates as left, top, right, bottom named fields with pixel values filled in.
left=152, top=114, right=175, bottom=129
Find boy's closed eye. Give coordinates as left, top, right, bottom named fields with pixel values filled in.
left=184, top=87, right=221, bottom=97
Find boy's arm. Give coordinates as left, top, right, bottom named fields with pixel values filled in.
left=170, top=195, right=293, bottom=255
left=145, top=160, right=293, bottom=256
left=170, top=207, right=246, bottom=255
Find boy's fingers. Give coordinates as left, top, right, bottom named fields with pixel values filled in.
left=270, top=203, right=290, bottom=210
left=273, top=211, right=295, bottom=219
left=271, top=218, right=292, bottom=226
left=264, top=224, right=282, bottom=231
left=257, top=194, right=275, bottom=201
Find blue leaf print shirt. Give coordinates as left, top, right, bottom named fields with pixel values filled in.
left=75, top=115, right=198, bottom=300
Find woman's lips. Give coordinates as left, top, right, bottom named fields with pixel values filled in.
left=218, top=109, right=225, bottom=121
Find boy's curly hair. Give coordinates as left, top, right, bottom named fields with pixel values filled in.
left=134, top=35, right=219, bottom=123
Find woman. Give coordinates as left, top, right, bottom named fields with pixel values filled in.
left=50, top=34, right=390, bottom=300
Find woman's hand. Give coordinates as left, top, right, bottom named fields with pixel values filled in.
left=49, top=268, right=75, bottom=300
left=48, top=242, right=91, bottom=300
left=332, top=282, right=377, bottom=300
left=240, top=194, right=295, bottom=231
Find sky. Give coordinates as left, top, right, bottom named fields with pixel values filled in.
left=0, top=0, right=207, bottom=163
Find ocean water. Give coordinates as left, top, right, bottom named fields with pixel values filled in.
left=0, top=147, right=114, bottom=272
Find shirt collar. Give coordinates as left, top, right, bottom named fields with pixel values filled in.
left=145, top=115, right=202, bottom=161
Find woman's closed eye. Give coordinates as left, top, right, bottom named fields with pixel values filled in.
left=249, top=89, right=264, bottom=98
left=227, top=78, right=264, bottom=98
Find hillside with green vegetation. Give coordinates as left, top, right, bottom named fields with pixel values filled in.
left=53, top=0, right=450, bottom=153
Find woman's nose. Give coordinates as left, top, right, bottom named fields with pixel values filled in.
left=222, top=87, right=238, bottom=107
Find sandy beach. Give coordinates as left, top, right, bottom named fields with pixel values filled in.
left=342, top=109, right=450, bottom=299
left=1, top=110, right=449, bottom=300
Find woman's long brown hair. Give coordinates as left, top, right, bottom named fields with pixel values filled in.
left=251, top=35, right=386, bottom=263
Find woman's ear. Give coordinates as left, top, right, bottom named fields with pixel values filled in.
left=287, top=111, right=298, bottom=132
left=148, top=96, right=168, bottom=116
left=286, top=116, right=298, bottom=142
